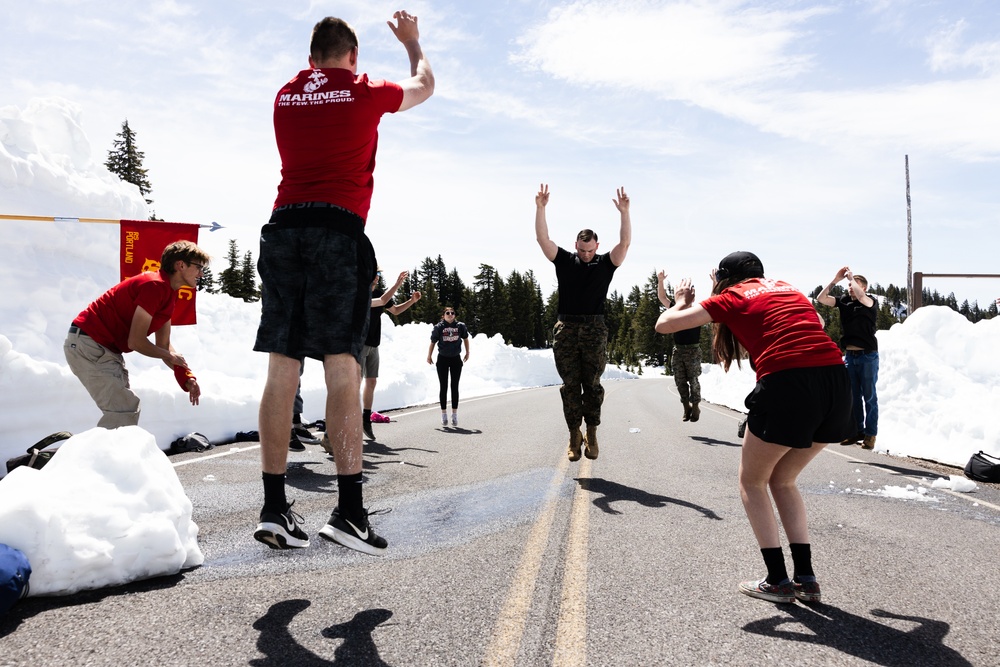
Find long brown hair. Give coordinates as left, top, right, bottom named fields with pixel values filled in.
left=710, top=276, right=746, bottom=372
left=710, top=252, right=765, bottom=372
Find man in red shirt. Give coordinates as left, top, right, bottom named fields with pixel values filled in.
left=64, top=240, right=210, bottom=428
left=252, top=11, right=434, bottom=555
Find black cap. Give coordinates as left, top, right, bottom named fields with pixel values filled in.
left=716, top=251, right=764, bottom=282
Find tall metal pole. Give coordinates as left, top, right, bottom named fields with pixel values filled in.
left=905, top=155, right=913, bottom=314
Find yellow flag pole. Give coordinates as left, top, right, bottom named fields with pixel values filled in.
left=0, top=214, right=224, bottom=231
left=0, top=213, right=119, bottom=224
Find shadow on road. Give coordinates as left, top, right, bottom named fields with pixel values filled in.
left=690, top=435, right=741, bottom=448
left=742, top=603, right=971, bottom=666
left=575, top=477, right=723, bottom=520
left=436, top=427, right=483, bottom=435
left=251, top=598, right=395, bottom=666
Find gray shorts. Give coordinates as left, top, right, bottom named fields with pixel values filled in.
left=359, top=345, right=380, bottom=379
left=253, top=207, right=376, bottom=362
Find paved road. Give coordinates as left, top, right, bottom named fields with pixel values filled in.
left=3, top=377, right=999, bottom=666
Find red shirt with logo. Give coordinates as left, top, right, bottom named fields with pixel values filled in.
left=73, top=271, right=177, bottom=355
left=272, top=68, right=404, bottom=221
left=700, top=278, right=844, bottom=380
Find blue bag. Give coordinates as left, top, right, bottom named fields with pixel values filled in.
left=0, top=543, right=31, bottom=614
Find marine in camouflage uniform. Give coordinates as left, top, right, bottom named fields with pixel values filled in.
left=672, top=339, right=702, bottom=421
left=657, top=271, right=703, bottom=421
left=535, top=183, right=631, bottom=461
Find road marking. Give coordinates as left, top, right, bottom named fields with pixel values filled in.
left=825, top=448, right=1000, bottom=511
left=172, top=444, right=260, bottom=467
left=482, top=455, right=570, bottom=667
left=553, top=457, right=591, bottom=667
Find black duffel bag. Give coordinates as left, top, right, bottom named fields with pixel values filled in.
left=964, top=451, right=1000, bottom=483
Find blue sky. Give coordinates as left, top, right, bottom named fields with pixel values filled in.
left=3, top=0, right=999, bottom=306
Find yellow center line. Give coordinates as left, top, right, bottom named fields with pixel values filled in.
left=552, top=456, right=591, bottom=667
left=482, top=455, right=571, bottom=667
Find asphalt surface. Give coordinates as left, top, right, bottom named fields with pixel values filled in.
left=2, top=376, right=999, bottom=666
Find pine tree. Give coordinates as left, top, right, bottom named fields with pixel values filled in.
left=240, top=251, right=260, bottom=302
left=218, top=240, right=243, bottom=298
left=106, top=120, right=154, bottom=209
left=197, top=265, right=216, bottom=293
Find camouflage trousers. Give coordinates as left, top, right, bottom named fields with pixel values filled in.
left=672, top=345, right=702, bottom=404
left=552, top=319, right=608, bottom=430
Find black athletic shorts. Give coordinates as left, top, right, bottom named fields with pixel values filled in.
left=744, top=364, right=853, bottom=448
left=253, top=205, right=376, bottom=363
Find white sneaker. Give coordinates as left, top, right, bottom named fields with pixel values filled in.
left=451, top=414, right=458, bottom=426
left=441, top=413, right=448, bottom=426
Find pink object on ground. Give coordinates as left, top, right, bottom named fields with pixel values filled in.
left=370, top=411, right=391, bottom=423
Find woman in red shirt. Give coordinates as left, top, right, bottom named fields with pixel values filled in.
left=656, top=251, right=852, bottom=605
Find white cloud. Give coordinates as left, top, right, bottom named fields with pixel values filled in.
left=515, top=0, right=825, bottom=97
left=927, top=20, right=1000, bottom=74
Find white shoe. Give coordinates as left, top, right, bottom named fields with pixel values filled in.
left=451, top=414, right=458, bottom=426
left=441, top=413, right=448, bottom=426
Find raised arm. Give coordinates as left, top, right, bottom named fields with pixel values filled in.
left=373, top=271, right=408, bottom=307
left=608, top=187, right=631, bottom=267
left=387, top=289, right=421, bottom=315
left=845, top=268, right=875, bottom=307
left=656, top=270, right=671, bottom=308
left=388, top=10, right=435, bottom=112
left=535, top=183, right=558, bottom=261
left=816, top=266, right=849, bottom=307
left=655, top=278, right=711, bottom=334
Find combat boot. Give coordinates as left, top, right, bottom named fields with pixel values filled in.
left=584, top=425, right=599, bottom=460
left=861, top=435, right=876, bottom=450
left=682, top=401, right=691, bottom=421
left=690, top=402, right=701, bottom=422
left=567, top=428, right=583, bottom=461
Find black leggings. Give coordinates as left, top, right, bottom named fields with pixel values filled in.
left=436, top=356, right=463, bottom=410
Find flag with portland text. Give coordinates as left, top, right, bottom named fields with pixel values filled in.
left=119, top=220, right=200, bottom=325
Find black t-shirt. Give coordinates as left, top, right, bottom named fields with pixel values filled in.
left=673, top=325, right=701, bottom=346
left=835, top=294, right=878, bottom=351
left=553, top=247, right=618, bottom=315
left=365, top=293, right=394, bottom=347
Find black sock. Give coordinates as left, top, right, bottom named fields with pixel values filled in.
left=338, top=472, right=364, bottom=522
left=262, top=472, right=287, bottom=513
left=363, top=409, right=372, bottom=421
left=790, top=543, right=814, bottom=580
left=292, top=413, right=302, bottom=426
left=761, top=547, right=789, bottom=585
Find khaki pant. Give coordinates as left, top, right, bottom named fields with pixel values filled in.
left=64, top=330, right=141, bottom=428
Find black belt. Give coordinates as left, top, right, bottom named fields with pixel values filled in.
left=845, top=349, right=875, bottom=355
left=273, top=201, right=353, bottom=213
left=69, top=325, right=89, bottom=336
left=558, top=314, right=604, bottom=324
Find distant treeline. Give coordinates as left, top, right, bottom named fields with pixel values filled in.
left=198, top=242, right=997, bottom=370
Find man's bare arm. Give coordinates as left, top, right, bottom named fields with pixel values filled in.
left=608, top=187, right=631, bottom=267
left=535, top=183, right=558, bottom=261
left=388, top=10, right=435, bottom=112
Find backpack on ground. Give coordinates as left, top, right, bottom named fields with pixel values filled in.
left=0, top=544, right=31, bottom=614
left=4, top=431, right=72, bottom=474
left=964, top=451, right=1000, bottom=483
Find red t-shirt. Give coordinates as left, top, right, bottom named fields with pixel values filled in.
left=73, top=271, right=177, bottom=354
left=700, top=278, right=844, bottom=380
left=272, top=68, right=404, bottom=221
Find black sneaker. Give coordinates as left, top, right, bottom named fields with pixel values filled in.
left=254, top=501, right=310, bottom=549
left=362, top=420, right=375, bottom=441
left=318, top=507, right=388, bottom=555
left=288, top=433, right=305, bottom=452
left=293, top=425, right=320, bottom=444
